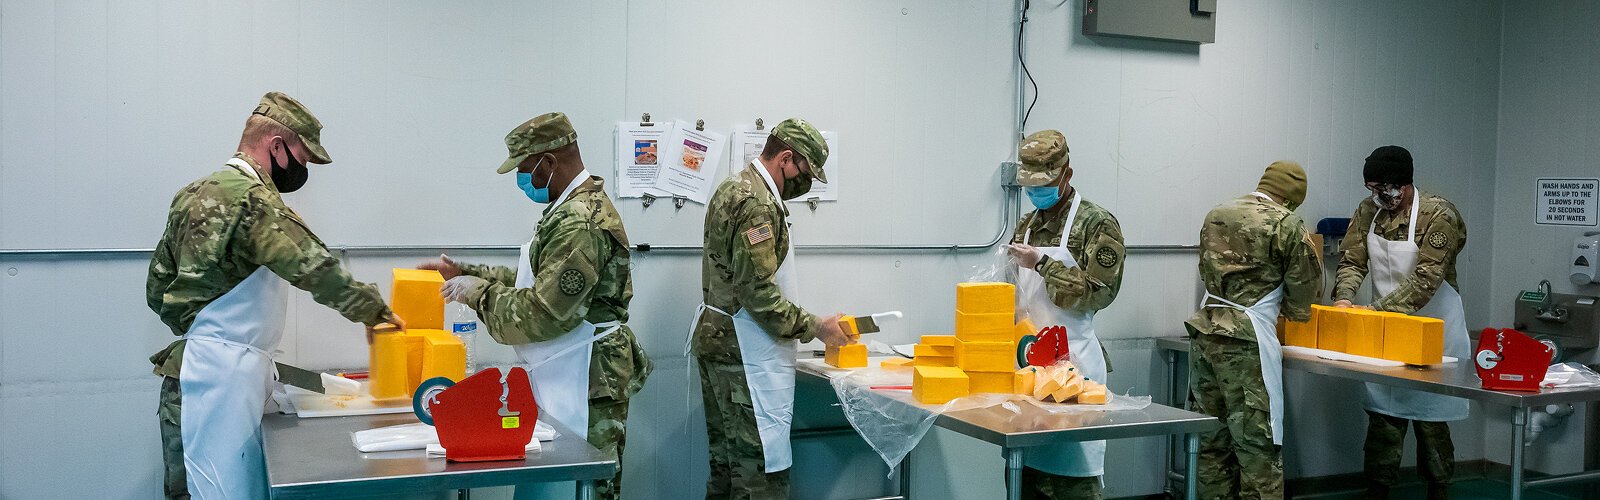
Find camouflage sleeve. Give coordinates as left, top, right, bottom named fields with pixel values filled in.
left=235, top=193, right=390, bottom=326
left=732, top=200, right=817, bottom=342
left=1333, top=202, right=1376, bottom=302
left=460, top=262, right=518, bottom=286
left=1277, top=213, right=1323, bottom=322
left=1372, top=204, right=1464, bottom=314
left=473, top=215, right=602, bottom=343
left=145, top=196, right=238, bottom=336
left=1037, top=216, right=1124, bottom=311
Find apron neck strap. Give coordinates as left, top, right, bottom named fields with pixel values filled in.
left=1367, top=189, right=1422, bottom=242
left=1024, top=191, right=1081, bottom=248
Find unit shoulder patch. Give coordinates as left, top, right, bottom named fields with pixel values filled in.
left=1427, top=231, right=1448, bottom=249
left=1094, top=246, right=1119, bottom=268
left=558, top=268, right=586, bottom=296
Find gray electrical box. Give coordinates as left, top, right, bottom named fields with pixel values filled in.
left=1084, top=0, right=1216, bottom=45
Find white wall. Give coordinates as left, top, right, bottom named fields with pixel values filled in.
left=0, top=0, right=1534, bottom=498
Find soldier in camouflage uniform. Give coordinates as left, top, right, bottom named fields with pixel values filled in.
left=691, top=118, right=853, bottom=499
left=147, top=92, right=400, bottom=499
left=1184, top=161, right=1322, bottom=500
left=1004, top=130, right=1124, bottom=500
left=1333, top=146, right=1467, bottom=500
left=419, top=112, right=651, bottom=500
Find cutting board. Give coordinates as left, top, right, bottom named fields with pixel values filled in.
left=286, top=384, right=413, bottom=418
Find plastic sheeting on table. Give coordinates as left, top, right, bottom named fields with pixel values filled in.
left=1543, top=362, right=1600, bottom=388
left=351, top=420, right=558, bottom=453
left=826, top=367, right=1150, bottom=475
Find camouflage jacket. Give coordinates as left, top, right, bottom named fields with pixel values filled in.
left=146, top=156, right=392, bottom=378
left=1011, top=193, right=1125, bottom=312
left=691, top=162, right=817, bottom=364
left=1333, top=189, right=1466, bottom=315
left=1186, top=194, right=1322, bottom=341
left=459, top=175, right=651, bottom=401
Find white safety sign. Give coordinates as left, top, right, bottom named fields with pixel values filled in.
left=1536, top=178, right=1599, bottom=227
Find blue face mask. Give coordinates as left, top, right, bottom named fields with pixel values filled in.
left=516, top=157, right=552, bottom=203
left=1025, top=186, right=1061, bottom=210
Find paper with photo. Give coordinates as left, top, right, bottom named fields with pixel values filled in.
left=614, top=122, right=673, bottom=198
left=730, top=126, right=771, bottom=176
left=656, top=120, right=727, bottom=204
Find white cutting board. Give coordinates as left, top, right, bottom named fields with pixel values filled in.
left=286, top=384, right=413, bottom=418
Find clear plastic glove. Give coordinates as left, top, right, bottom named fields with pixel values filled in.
left=815, top=313, right=853, bottom=347
left=417, top=254, right=464, bottom=280
left=1005, top=243, right=1043, bottom=270
left=441, top=275, right=488, bottom=305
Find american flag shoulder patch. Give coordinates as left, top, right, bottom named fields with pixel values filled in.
left=745, top=223, right=774, bottom=245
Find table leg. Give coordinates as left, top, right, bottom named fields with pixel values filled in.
left=577, top=480, right=596, bottom=500
left=1166, top=350, right=1179, bottom=495
left=1512, top=407, right=1528, bottom=500
left=457, top=488, right=471, bottom=500
left=1186, top=432, right=1200, bottom=500
left=898, top=459, right=912, bottom=499
left=1005, top=447, right=1024, bottom=500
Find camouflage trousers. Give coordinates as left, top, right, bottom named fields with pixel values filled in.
left=1021, top=467, right=1101, bottom=499
left=588, top=396, right=632, bottom=500
left=158, top=377, right=190, bottom=500
left=1363, top=411, right=1454, bottom=500
left=698, top=359, right=789, bottom=499
left=1190, top=334, right=1283, bottom=500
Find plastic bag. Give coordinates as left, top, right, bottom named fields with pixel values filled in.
left=966, top=245, right=1017, bottom=284
left=1543, top=362, right=1600, bottom=388
left=350, top=420, right=559, bottom=453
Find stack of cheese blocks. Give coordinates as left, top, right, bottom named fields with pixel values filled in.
left=912, top=283, right=1025, bottom=404
left=824, top=316, right=870, bottom=368
left=1279, top=304, right=1444, bottom=365
left=370, top=269, right=467, bottom=402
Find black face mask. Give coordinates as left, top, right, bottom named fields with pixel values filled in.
left=779, top=157, right=815, bottom=201
left=270, top=144, right=309, bottom=193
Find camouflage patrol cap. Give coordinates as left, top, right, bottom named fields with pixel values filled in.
left=1017, top=130, right=1069, bottom=187
left=253, top=91, right=332, bottom=164
left=770, top=118, right=829, bottom=183
left=497, top=112, right=578, bottom=174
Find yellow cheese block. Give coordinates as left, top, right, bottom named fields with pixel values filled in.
left=1383, top=315, right=1444, bottom=365
left=1032, top=367, right=1064, bottom=400
left=1014, top=317, right=1038, bottom=343
left=880, top=357, right=915, bottom=370
left=1345, top=310, right=1387, bottom=358
left=1077, top=383, right=1108, bottom=404
left=914, top=355, right=954, bottom=367
left=956, top=310, right=1013, bottom=342
left=968, top=371, right=1015, bottom=394
left=839, top=316, right=861, bottom=338
left=1052, top=375, right=1084, bottom=403
left=391, top=268, right=446, bottom=330
left=955, top=340, right=1015, bottom=372
left=913, top=366, right=970, bottom=404
left=921, top=335, right=956, bottom=346
left=368, top=331, right=412, bottom=400
left=416, top=329, right=466, bottom=384
left=956, top=282, right=1016, bottom=314
left=1283, top=307, right=1319, bottom=348
left=1014, top=367, right=1039, bottom=395
left=1315, top=305, right=1349, bottom=352
left=825, top=343, right=868, bottom=368
left=914, top=344, right=955, bottom=358
left=369, top=329, right=465, bottom=401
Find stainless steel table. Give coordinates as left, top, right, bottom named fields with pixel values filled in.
left=263, top=413, right=615, bottom=499
left=797, top=360, right=1221, bottom=500
left=1156, top=336, right=1600, bottom=500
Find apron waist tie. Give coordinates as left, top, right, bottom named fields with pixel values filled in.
left=182, top=334, right=278, bottom=379
left=525, top=321, right=623, bottom=371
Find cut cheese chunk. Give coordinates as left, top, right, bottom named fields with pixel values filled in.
left=968, top=371, right=1014, bottom=394
left=914, top=344, right=956, bottom=358
left=1315, top=305, right=1349, bottom=352
left=1052, top=373, right=1084, bottom=403
left=1032, top=366, right=1064, bottom=400
left=391, top=268, right=447, bottom=330
left=1345, top=309, right=1387, bottom=358
left=1383, top=314, right=1444, bottom=365
left=416, top=329, right=466, bottom=384
left=1014, top=367, right=1038, bottom=395
left=956, top=310, right=1013, bottom=342
left=368, top=332, right=411, bottom=401
left=955, top=340, right=1015, bottom=372
left=913, top=366, right=970, bottom=404
left=920, top=335, right=956, bottom=346
left=913, top=355, right=954, bottom=367
left=839, top=316, right=861, bottom=337
left=956, top=282, right=1016, bottom=314
left=825, top=343, right=868, bottom=368
left=1014, top=317, right=1039, bottom=343
left=881, top=357, right=915, bottom=369
left=1077, top=384, right=1108, bottom=404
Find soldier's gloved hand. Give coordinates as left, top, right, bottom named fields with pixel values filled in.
left=1005, top=243, right=1044, bottom=270
left=815, top=313, right=853, bottom=347
left=418, top=254, right=464, bottom=280
left=441, top=275, right=489, bottom=304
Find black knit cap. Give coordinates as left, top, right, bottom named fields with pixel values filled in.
left=1363, top=145, right=1413, bottom=185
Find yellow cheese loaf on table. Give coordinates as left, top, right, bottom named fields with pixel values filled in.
left=968, top=371, right=1014, bottom=394
left=955, top=339, right=1015, bottom=372
left=825, top=343, right=868, bottom=368
left=956, top=282, right=1016, bottom=313
left=416, top=329, right=466, bottom=384
left=391, top=269, right=446, bottom=330
left=368, top=332, right=412, bottom=400
left=1283, top=306, right=1320, bottom=348
left=1315, top=305, right=1349, bottom=352
left=1345, top=310, right=1387, bottom=358
left=913, top=366, right=970, bottom=404
left=1383, top=315, right=1444, bottom=365
left=955, top=310, right=1013, bottom=342
left=1077, top=383, right=1109, bottom=404
left=881, top=357, right=915, bottom=369
left=1014, top=367, right=1039, bottom=395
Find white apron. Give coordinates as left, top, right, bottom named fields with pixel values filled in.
left=1361, top=193, right=1470, bottom=421
left=1016, top=194, right=1109, bottom=477
left=180, top=265, right=288, bottom=500
left=509, top=235, right=620, bottom=442
left=1197, top=192, right=1290, bottom=445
